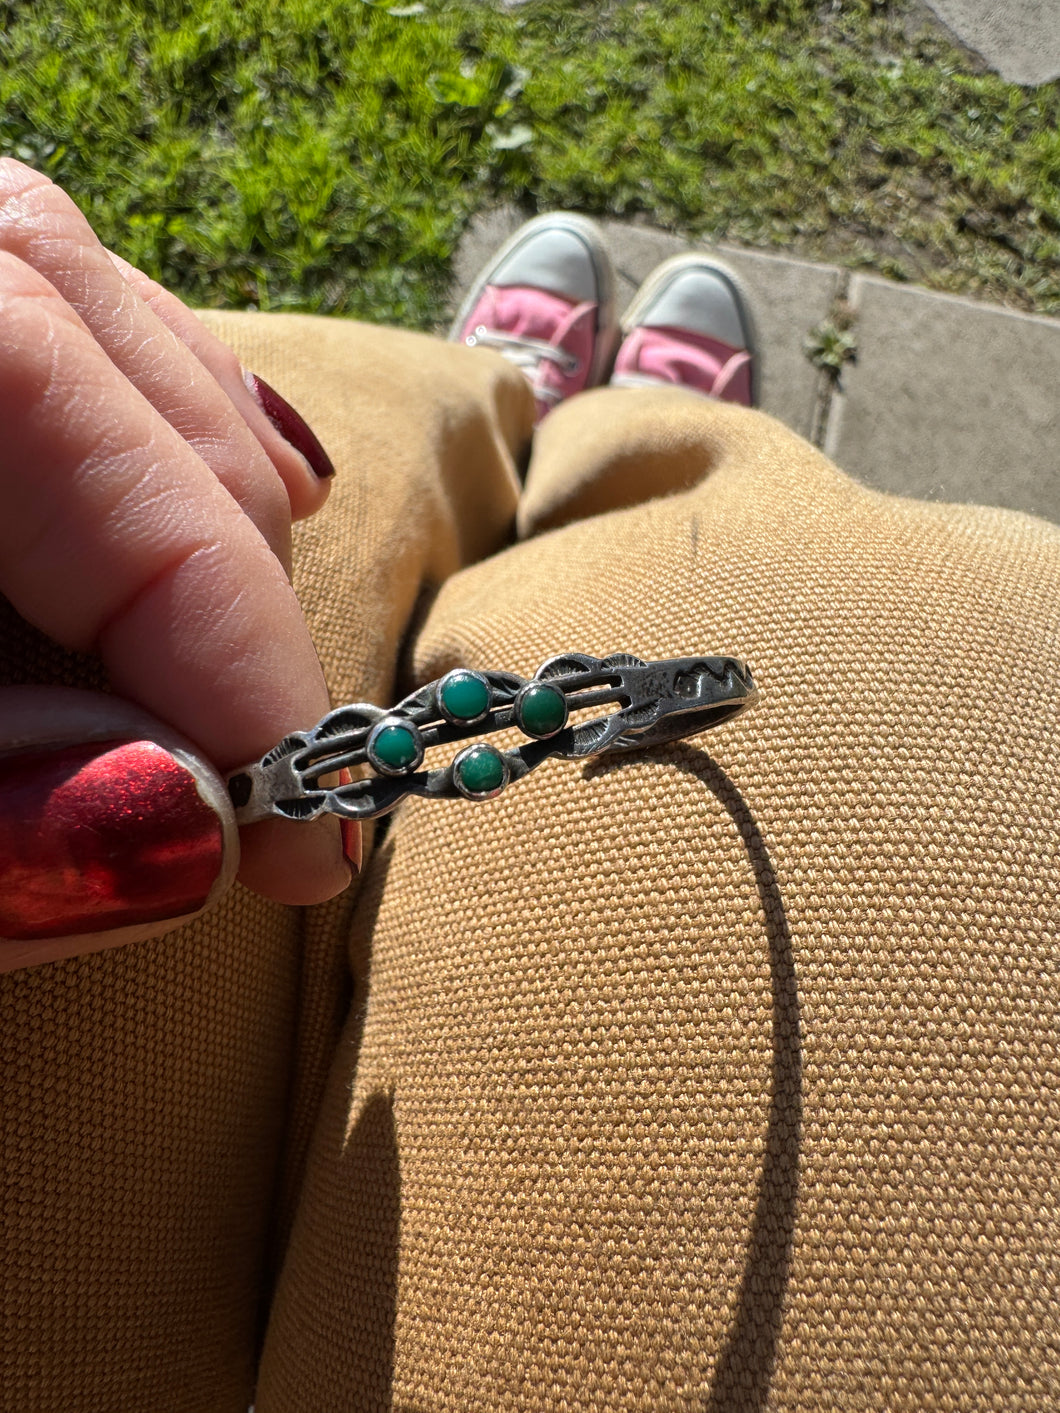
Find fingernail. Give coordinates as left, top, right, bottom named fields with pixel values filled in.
left=0, top=739, right=226, bottom=941
left=244, top=371, right=336, bottom=479
left=340, top=819, right=361, bottom=874
left=337, top=769, right=361, bottom=874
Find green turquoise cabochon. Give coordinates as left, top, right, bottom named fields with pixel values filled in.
left=453, top=744, right=508, bottom=798
left=368, top=720, right=422, bottom=774
left=516, top=682, right=568, bottom=738
left=438, top=670, right=491, bottom=722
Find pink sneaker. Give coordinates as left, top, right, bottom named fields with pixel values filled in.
left=449, top=213, right=618, bottom=423
left=612, top=254, right=757, bottom=406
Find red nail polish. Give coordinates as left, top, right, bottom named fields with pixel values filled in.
left=244, top=372, right=336, bottom=479
left=337, top=769, right=361, bottom=874
left=0, top=739, right=224, bottom=941
left=340, top=818, right=361, bottom=874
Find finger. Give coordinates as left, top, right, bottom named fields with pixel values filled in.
left=0, top=158, right=295, bottom=564
left=106, top=250, right=334, bottom=521
left=0, top=250, right=354, bottom=904
left=0, top=688, right=239, bottom=974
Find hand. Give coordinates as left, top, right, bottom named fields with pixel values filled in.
left=0, top=159, right=355, bottom=971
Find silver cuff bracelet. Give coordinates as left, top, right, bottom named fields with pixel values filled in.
left=227, top=652, right=758, bottom=824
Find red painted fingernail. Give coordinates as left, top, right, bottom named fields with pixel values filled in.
left=337, top=769, right=361, bottom=874
left=340, top=818, right=361, bottom=874
left=244, top=371, right=336, bottom=479
left=0, top=739, right=225, bottom=941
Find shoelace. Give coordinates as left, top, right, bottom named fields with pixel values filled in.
left=611, top=346, right=752, bottom=400
left=465, top=325, right=580, bottom=404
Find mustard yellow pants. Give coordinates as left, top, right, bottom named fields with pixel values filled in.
left=1, top=314, right=1058, bottom=1412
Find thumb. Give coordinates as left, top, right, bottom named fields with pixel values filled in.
left=0, top=687, right=239, bottom=974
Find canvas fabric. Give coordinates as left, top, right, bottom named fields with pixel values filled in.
left=0, top=312, right=1057, bottom=1412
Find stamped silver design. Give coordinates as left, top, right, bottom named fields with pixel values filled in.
left=226, top=653, right=758, bottom=825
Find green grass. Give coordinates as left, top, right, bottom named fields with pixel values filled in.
left=2, top=0, right=1058, bottom=326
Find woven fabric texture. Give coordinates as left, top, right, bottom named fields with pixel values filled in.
left=1, top=314, right=1057, bottom=1412
left=0, top=314, right=529, bottom=1412
left=257, top=382, right=1060, bottom=1411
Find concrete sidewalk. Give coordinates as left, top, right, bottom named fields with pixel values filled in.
left=452, top=208, right=1060, bottom=526
left=917, top=0, right=1060, bottom=87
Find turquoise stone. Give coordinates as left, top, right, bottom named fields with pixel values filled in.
left=439, top=671, right=491, bottom=721
left=455, top=745, right=505, bottom=796
left=517, top=682, right=567, bottom=738
left=371, top=723, right=419, bottom=771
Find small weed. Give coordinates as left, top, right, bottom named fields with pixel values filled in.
left=805, top=297, right=858, bottom=380
left=805, top=321, right=858, bottom=377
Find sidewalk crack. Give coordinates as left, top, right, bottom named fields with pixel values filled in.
left=808, top=271, right=855, bottom=449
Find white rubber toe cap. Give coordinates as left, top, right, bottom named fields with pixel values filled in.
left=490, top=223, right=604, bottom=304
